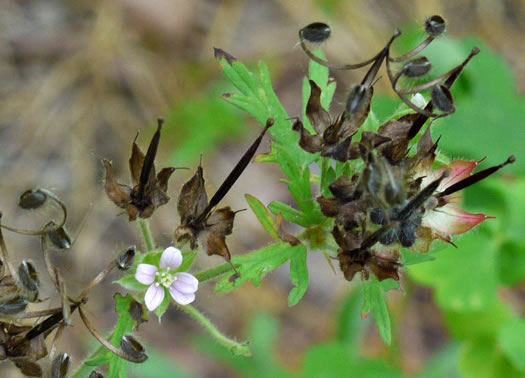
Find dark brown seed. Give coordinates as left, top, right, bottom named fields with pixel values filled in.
left=45, top=222, right=72, bottom=250
left=120, top=335, right=148, bottom=363
left=0, top=296, right=28, bottom=315
left=18, top=189, right=47, bottom=210
left=431, top=85, right=454, bottom=112
left=51, top=353, right=71, bottom=378
left=300, top=22, right=331, bottom=43
left=18, top=260, right=39, bottom=301
left=425, top=15, right=446, bottom=37
left=116, top=246, right=136, bottom=271
left=402, top=57, right=432, bottom=78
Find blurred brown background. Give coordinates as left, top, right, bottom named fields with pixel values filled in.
left=0, top=0, right=523, bottom=376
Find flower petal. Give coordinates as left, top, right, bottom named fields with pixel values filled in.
left=169, top=288, right=195, bottom=305
left=439, top=160, right=482, bottom=191
left=160, top=247, right=183, bottom=270
left=135, top=264, right=158, bottom=285
left=172, top=280, right=197, bottom=294
left=423, top=205, right=494, bottom=235
left=144, top=285, right=165, bottom=311
left=174, top=272, right=199, bottom=291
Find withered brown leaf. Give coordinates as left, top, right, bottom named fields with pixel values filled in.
left=175, top=119, right=274, bottom=263
left=104, top=119, right=177, bottom=221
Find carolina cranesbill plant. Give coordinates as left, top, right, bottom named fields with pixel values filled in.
left=2, top=14, right=516, bottom=378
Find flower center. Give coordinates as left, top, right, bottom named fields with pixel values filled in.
left=155, top=268, right=177, bottom=289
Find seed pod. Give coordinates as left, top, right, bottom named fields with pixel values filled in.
left=17, top=260, right=39, bottom=302
left=431, top=85, right=454, bottom=112
left=45, top=221, right=72, bottom=250
left=120, top=335, right=148, bottom=363
left=402, top=57, right=432, bottom=78
left=425, top=15, right=446, bottom=37
left=116, top=246, right=136, bottom=271
left=51, top=353, right=71, bottom=378
left=18, top=189, right=47, bottom=210
left=300, top=22, right=331, bottom=43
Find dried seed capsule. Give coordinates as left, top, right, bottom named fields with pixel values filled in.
left=116, top=246, right=136, bottom=271
left=51, top=353, right=71, bottom=378
left=121, top=335, right=148, bottom=363
left=300, top=22, right=331, bottom=43
left=425, top=15, right=446, bottom=37
left=18, top=189, right=47, bottom=210
left=431, top=85, right=455, bottom=112
left=402, top=57, right=432, bottom=78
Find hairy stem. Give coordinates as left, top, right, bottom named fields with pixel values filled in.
left=194, top=263, right=233, bottom=283
left=177, top=303, right=251, bottom=357
left=137, top=218, right=155, bottom=252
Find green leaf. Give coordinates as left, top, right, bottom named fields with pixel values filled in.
left=408, top=231, right=499, bottom=311
left=459, top=339, right=521, bottom=378
left=498, top=319, right=525, bottom=372
left=215, top=243, right=301, bottom=293
left=288, top=246, right=309, bottom=306
left=268, top=201, right=308, bottom=227
left=217, top=54, right=315, bottom=168
left=302, top=342, right=403, bottom=378
left=275, top=147, right=323, bottom=225
left=498, top=241, right=525, bottom=287
left=245, top=194, right=279, bottom=241
left=443, top=298, right=513, bottom=341
left=361, top=277, right=398, bottom=345
left=114, top=275, right=148, bottom=291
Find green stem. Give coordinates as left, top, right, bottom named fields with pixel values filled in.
left=137, top=219, right=155, bottom=252
left=194, top=263, right=233, bottom=283
left=177, top=302, right=251, bottom=357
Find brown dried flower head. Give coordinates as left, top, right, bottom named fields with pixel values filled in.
left=104, top=119, right=177, bottom=221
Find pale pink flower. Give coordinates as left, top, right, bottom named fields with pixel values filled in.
left=135, top=247, right=198, bottom=311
